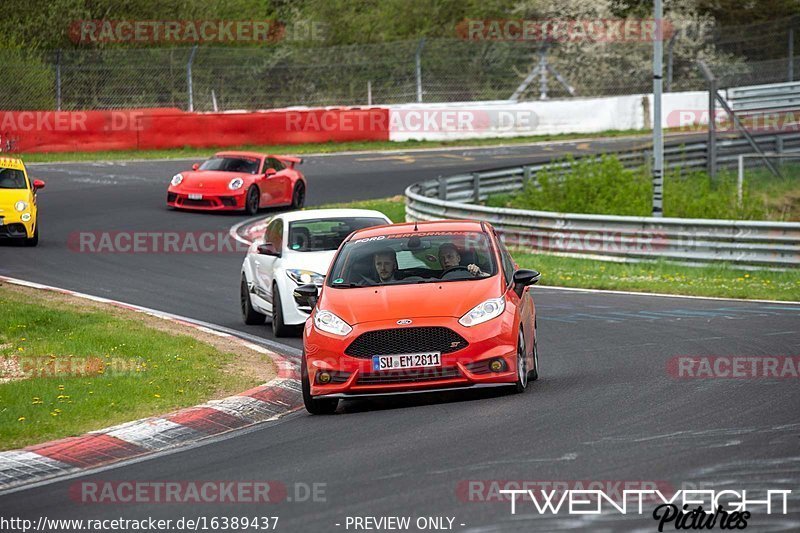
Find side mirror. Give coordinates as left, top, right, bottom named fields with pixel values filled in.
left=32, top=179, right=46, bottom=190
left=293, top=284, right=318, bottom=308
left=192, top=163, right=199, bottom=171
left=265, top=168, right=277, bottom=177
left=257, top=242, right=280, bottom=257
left=513, top=269, right=540, bottom=296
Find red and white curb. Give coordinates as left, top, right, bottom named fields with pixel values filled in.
left=0, top=276, right=302, bottom=492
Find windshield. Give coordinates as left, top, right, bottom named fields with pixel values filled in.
left=0, top=168, right=27, bottom=189
left=326, top=231, right=497, bottom=287
left=288, top=217, right=387, bottom=252
left=199, top=156, right=260, bottom=174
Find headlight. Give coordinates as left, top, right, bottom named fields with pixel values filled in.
left=286, top=269, right=325, bottom=286
left=314, top=310, right=352, bottom=336
left=458, top=297, right=505, bottom=327
left=228, top=177, right=244, bottom=190
left=14, top=201, right=28, bottom=212
left=170, top=174, right=183, bottom=186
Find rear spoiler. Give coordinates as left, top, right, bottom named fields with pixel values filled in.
left=277, top=155, right=303, bottom=169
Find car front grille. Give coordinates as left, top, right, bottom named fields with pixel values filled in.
left=345, top=327, right=468, bottom=358
left=357, top=366, right=462, bottom=385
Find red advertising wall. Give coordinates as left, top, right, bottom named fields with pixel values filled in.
left=0, top=107, right=389, bottom=153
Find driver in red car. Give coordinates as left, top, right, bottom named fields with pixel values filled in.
left=373, top=248, right=399, bottom=283
left=438, top=243, right=489, bottom=278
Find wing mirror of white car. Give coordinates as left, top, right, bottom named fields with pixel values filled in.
left=257, top=243, right=281, bottom=257
left=293, top=284, right=318, bottom=308
left=513, top=269, right=540, bottom=297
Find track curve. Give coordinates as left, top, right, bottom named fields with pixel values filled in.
left=1, top=137, right=799, bottom=531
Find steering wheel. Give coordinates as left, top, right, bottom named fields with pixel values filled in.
left=440, top=265, right=470, bottom=278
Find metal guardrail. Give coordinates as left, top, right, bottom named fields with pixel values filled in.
left=405, top=133, right=800, bottom=268
left=727, top=81, right=800, bottom=112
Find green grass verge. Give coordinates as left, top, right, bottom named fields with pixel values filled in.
left=0, top=285, right=268, bottom=450
left=315, top=197, right=800, bottom=302
left=18, top=129, right=648, bottom=163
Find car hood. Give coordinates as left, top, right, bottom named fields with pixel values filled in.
left=174, top=170, right=251, bottom=191
left=0, top=189, right=32, bottom=212
left=318, top=276, right=503, bottom=325
left=278, top=250, right=338, bottom=276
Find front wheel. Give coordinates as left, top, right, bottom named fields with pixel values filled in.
left=271, top=284, right=293, bottom=337
left=244, top=186, right=260, bottom=216
left=528, top=339, right=539, bottom=382
left=23, top=225, right=39, bottom=247
left=302, top=356, right=338, bottom=415
left=514, top=330, right=528, bottom=393
left=241, top=277, right=266, bottom=325
left=291, top=182, right=305, bottom=210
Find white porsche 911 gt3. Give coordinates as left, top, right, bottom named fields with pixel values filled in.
left=240, top=208, right=392, bottom=336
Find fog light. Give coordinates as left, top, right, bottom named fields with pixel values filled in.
left=317, top=371, right=332, bottom=384
left=489, top=359, right=506, bottom=373
left=21, top=213, right=31, bottom=222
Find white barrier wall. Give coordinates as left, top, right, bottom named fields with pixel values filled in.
left=387, top=91, right=709, bottom=142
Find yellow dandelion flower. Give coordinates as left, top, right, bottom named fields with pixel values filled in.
left=18, top=417, right=25, bottom=422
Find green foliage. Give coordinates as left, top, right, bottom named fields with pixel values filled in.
left=491, top=154, right=791, bottom=221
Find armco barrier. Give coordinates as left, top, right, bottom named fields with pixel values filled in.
left=1, top=107, right=389, bottom=153
left=405, top=134, right=800, bottom=268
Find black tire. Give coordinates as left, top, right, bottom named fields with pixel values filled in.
left=528, top=339, right=539, bottom=382
left=302, top=353, right=338, bottom=415
left=23, top=225, right=38, bottom=247
left=291, top=182, right=305, bottom=210
left=514, top=330, right=529, bottom=393
left=244, top=186, right=260, bottom=216
left=271, top=284, right=293, bottom=337
left=241, top=277, right=266, bottom=325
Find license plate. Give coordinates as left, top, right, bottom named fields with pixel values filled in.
left=188, top=193, right=203, bottom=200
left=372, top=352, right=441, bottom=371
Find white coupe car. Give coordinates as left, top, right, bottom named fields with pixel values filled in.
left=240, top=208, right=392, bottom=336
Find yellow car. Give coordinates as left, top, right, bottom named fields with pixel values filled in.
left=0, top=157, right=45, bottom=246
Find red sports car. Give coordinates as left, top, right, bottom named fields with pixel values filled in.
left=167, top=151, right=306, bottom=214
left=293, top=219, right=541, bottom=414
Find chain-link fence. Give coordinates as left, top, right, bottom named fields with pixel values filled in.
left=2, top=17, right=798, bottom=111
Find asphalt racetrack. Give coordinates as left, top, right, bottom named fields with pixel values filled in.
left=1, top=136, right=799, bottom=531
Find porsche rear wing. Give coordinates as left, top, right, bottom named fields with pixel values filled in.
left=276, top=155, right=303, bottom=169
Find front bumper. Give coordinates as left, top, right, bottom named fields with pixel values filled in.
left=304, top=315, right=518, bottom=398
left=167, top=189, right=246, bottom=211
left=0, top=213, right=35, bottom=239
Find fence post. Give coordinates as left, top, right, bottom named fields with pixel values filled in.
left=538, top=47, right=548, bottom=100
left=55, top=49, right=62, bottom=111
left=415, top=38, right=426, bottom=103
left=187, top=45, right=198, bottom=112
left=789, top=26, right=795, bottom=82
left=697, top=61, right=717, bottom=178
left=666, top=30, right=679, bottom=92
left=438, top=176, right=447, bottom=201
left=367, top=80, right=372, bottom=106
left=472, top=173, right=481, bottom=203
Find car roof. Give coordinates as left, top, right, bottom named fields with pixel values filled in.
left=0, top=157, right=26, bottom=171
left=350, top=219, right=487, bottom=239
left=272, top=208, right=393, bottom=224
left=213, top=151, right=266, bottom=159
